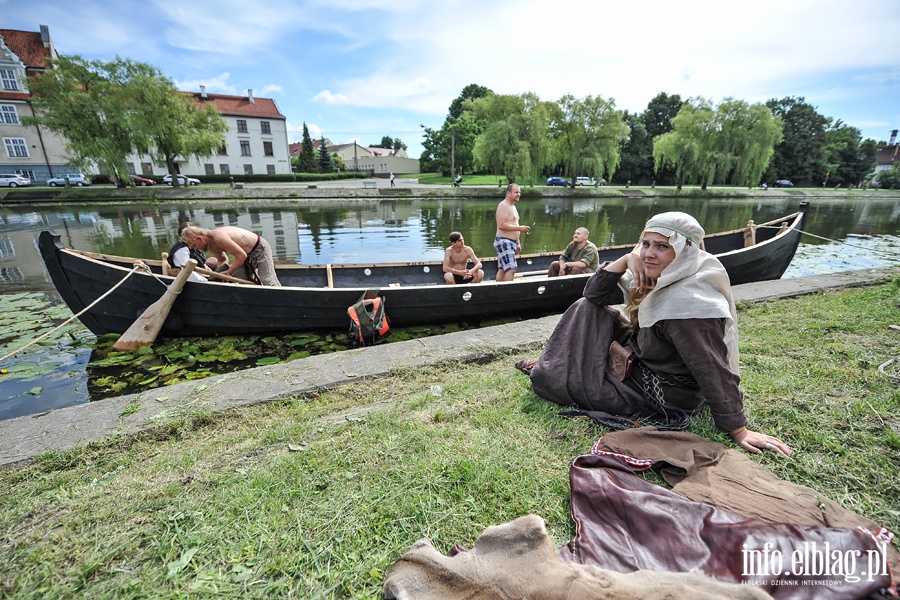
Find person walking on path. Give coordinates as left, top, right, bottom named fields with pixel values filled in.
left=390, top=173, right=396, bottom=187
left=493, top=183, right=530, bottom=282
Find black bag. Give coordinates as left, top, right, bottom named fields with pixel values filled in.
left=347, top=290, right=390, bottom=346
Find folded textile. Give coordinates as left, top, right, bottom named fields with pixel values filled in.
left=564, top=452, right=893, bottom=599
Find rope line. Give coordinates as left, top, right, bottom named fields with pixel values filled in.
left=0, top=263, right=144, bottom=364
left=757, top=225, right=900, bottom=260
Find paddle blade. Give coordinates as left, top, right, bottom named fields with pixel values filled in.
left=113, top=260, right=197, bottom=350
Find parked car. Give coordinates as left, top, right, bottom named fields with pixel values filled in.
left=575, top=177, right=595, bottom=186
left=0, top=173, right=31, bottom=187
left=773, top=179, right=794, bottom=188
left=546, top=177, right=568, bottom=187
left=162, top=174, right=201, bottom=186
left=47, top=173, right=92, bottom=187
left=131, top=175, right=156, bottom=186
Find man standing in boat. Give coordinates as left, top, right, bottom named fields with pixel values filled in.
left=443, top=232, right=485, bottom=284
left=547, top=227, right=600, bottom=277
left=493, top=183, right=530, bottom=282
left=180, top=225, right=281, bottom=286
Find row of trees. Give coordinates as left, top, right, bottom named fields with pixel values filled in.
left=25, top=56, right=227, bottom=188
left=421, top=85, right=882, bottom=188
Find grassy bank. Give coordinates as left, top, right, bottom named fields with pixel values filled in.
left=1, top=280, right=899, bottom=598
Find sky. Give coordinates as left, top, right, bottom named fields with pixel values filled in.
left=3, top=0, right=899, bottom=159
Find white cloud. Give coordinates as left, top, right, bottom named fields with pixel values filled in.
left=313, top=90, right=353, bottom=105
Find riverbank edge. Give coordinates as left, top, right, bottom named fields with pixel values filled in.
left=2, top=183, right=899, bottom=204
left=2, top=266, right=898, bottom=468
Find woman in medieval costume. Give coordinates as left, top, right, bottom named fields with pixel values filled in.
left=517, top=211, right=792, bottom=457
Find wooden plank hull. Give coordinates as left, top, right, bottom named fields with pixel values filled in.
left=38, top=203, right=807, bottom=337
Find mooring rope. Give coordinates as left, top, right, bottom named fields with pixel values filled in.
left=757, top=225, right=900, bottom=260
left=0, top=262, right=146, bottom=364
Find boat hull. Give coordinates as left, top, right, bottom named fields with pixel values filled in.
left=38, top=203, right=807, bottom=337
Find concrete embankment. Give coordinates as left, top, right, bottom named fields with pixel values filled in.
left=1, top=266, right=897, bottom=468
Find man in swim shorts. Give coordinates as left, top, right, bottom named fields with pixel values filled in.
left=493, top=183, right=530, bottom=281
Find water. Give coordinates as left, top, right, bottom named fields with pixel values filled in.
left=2, top=195, right=899, bottom=420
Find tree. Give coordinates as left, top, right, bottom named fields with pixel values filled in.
left=551, top=94, right=629, bottom=187
left=821, top=122, right=877, bottom=187
left=641, top=92, right=683, bottom=184
left=131, top=74, right=226, bottom=188
left=448, top=83, right=492, bottom=119
left=653, top=97, right=782, bottom=190
left=471, top=92, right=554, bottom=183
left=24, top=55, right=227, bottom=188
left=317, top=136, right=334, bottom=173
left=616, top=111, right=653, bottom=185
left=876, top=163, right=900, bottom=189
left=24, top=56, right=148, bottom=187
left=297, top=123, right=317, bottom=173
left=764, top=97, right=828, bottom=186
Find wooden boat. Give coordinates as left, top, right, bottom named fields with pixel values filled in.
left=39, top=203, right=808, bottom=338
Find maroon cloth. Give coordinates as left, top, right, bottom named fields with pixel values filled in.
left=562, top=453, right=892, bottom=599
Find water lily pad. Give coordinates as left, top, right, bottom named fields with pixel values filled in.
left=255, top=356, right=281, bottom=366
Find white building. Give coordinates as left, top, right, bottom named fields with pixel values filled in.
left=0, top=25, right=74, bottom=182
left=129, top=87, right=291, bottom=178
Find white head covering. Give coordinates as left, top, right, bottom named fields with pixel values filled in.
left=619, top=212, right=740, bottom=373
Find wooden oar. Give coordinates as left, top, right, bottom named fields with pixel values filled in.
left=194, top=266, right=255, bottom=285
left=113, top=259, right=197, bottom=350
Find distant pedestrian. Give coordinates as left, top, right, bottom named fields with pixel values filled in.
left=390, top=172, right=396, bottom=187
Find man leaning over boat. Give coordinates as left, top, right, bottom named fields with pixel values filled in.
left=547, top=227, right=600, bottom=277
left=180, top=225, right=281, bottom=286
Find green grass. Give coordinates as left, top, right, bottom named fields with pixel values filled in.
left=1, top=280, right=898, bottom=598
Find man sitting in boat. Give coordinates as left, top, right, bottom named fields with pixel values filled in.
left=547, top=227, right=600, bottom=277
left=443, top=232, right=485, bottom=284
left=180, top=225, right=281, bottom=286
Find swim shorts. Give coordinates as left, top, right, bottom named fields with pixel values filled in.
left=494, top=237, right=518, bottom=272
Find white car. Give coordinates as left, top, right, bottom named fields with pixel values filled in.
left=575, top=177, right=606, bottom=186
left=47, top=173, right=91, bottom=187
left=162, top=174, right=201, bottom=186
left=0, top=173, right=31, bottom=187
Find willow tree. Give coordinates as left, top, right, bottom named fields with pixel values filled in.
left=470, top=92, right=554, bottom=183
left=23, top=56, right=145, bottom=186
left=25, top=55, right=227, bottom=188
left=553, top=94, right=630, bottom=187
left=654, top=97, right=782, bottom=190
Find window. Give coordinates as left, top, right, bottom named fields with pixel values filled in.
left=17, top=169, right=36, bottom=180
left=218, top=144, right=227, bottom=156
left=260, top=121, right=271, bottom=135
left=243, top=164, right=253, bottom=175
left=220, top=164, right=230, bottom=175
left=204, top=163, right=215, bottom=175
left=0, top=236, right=13, bottom=258
left=3, top=137, right=29, bottom=158
left=240, top=140, right=251, bottom=156
left=263, top=141, right=273, bottom=156
left=266, top=164, right=276, bottom=175
left=236, top=119, right=248, bottom=133
left=0, top=69, right=18, bottom=91
left=1, top=104, right=19, bottom=125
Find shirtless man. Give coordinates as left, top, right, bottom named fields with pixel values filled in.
left=180, top=225, right=281, bottom=286
left=442, top=232, right=484, bottom=284
left=493, top=183, right=530, bottom=282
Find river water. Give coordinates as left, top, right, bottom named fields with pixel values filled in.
left=2, top=195, right=899, bottom=420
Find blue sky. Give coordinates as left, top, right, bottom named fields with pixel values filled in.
left=3, top=0, right=899, bottom=158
